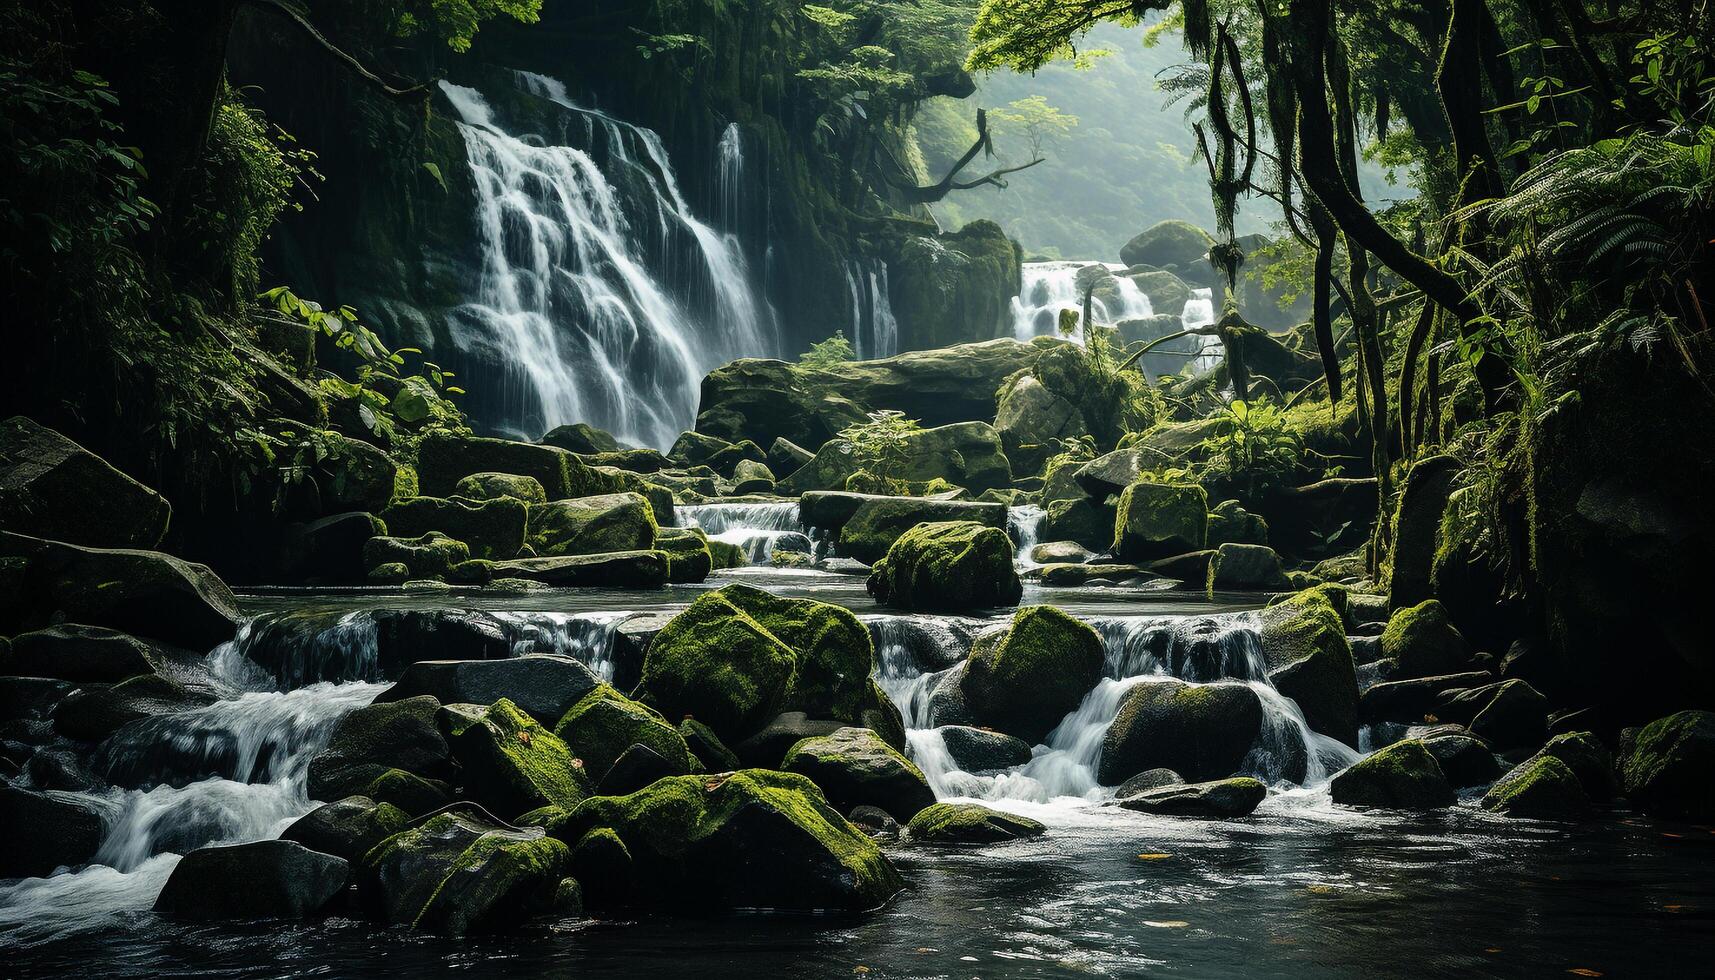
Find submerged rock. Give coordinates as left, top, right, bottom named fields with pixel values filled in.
left=905, top=801, right=1046, bottom=844
left=538, top=769, right=904, bottom=912
left=360, top=806, right=570, bottom=935
left=154, top=840, right=349, bottom=921
left=0, top=416, right=171, bottom=549
left=782, top=726, right=934, bottom=822
left=960, top=605, right=1105, bottom=744
left=1099, top=680, right=1264, bottom=785
left=1113, top=777, right=1267, bottom=818
left=1113, top=482, right=1209, bottom=561
left=1619, top=710, right=1715, bottom=819
left=1329, top=739, right=1454, bottom=809
left=867, top=521, right=1022, bottom=612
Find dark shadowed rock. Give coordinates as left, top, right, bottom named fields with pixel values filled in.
left=0, top=785, right=113, bottom=876
left=1330, top=740, right=1454, bottom=809
left=938, top=725, right=1033, bottom=771
left=281, top=796, right=411, bottom=862
left=1099, top=680, right=1264, bottom=784
left=0, top=416, right=171, bottom=549
left=906, top=801, right=1046, bottom=844
left=376, top=656, right=600, bottom=725
left=1113, top=777, right=1266, bottom=818
left=154, top=840, right=349, bottom=920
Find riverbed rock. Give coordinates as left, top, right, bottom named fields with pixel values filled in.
left=1116, top=768, right=1185, bottom=795
left=52, top=673, right=216, bottom=742
left=995, top=374, right=1087, bottom=474
left=782, top=726, right=934, bottom=822
left=937, top=725, right=1033, bottom=771
left=4, top=623, right=164, bottom=683
left=1619, top=710, right=1715, bottom=819
left=362, top=532, right=468, bottom=581
left=307, top=695, right=453, bottom=802
left=1033, top=562, right=1155, bottom=587
left=1113, top=482, right=1208, bottom=561
left=0, top=416, right=171, bottom=549
left=732, top=711, right=848, bottom=768
left=443, top=699, right=593, bottom=819
left=527, top=492, right=657, bottom=558
left=453, top=472, right=549, bottom=506
left=486, top=550, right=666, bottom=589
left=636, top=585, right=877, bottom=745
left=730, top=459, right=776, bottom=495
left=1206, top=500, right=1269, bottom=547
left=538, top=769, right=904, bottom=912
left=362, top=768, right=453, bottom=816
left=1329, top=739, right=1454, bottom=809
left=1378, top=600, right=1473, bottom=679
left=1030, top=541, right=1092, bottom=564
left=1468, top=679, right=1549, bottom=750
left=1099, top=680, right=1267, bottom=785
left=0, top=677, right=74, bottom=724
left=655, top=527, right=713, bottom=584
left=778, top=422, right=1014, bottom=495
left=836, top=495, right=1008, bottom=564
left=281, top=796, right=411, bottom=862
left=905, top=801, right=1046, bottom=844
left=1481, top=755, right=1591, bottom=818
left=379, top=657, right=600, bottom=726
left=381, top=496, right=527, bottom=560
left=540, top=422, right=623, bottom=455
left=154, top=840, right=349, bottom=921
left=1420, top=729, right=1501, bottom=787
left=0, top=532, right=241, bottom=650
left=1360, top=671, right=1494, bottom=724
left=360, top=806, right=570, bottom=934
left=1259, top=586, right=1360, bottom=747
left=769, top=437, right=814, bottom=477
left=1120, top=220, right=1214, bottom=274
left=0, top=785, right=112, bottom=876
left=417, top=431, right=600, bottom=500
left=554, top=684, right=695, bottom=783
left=1114, top=776, right=1267, bottom=818
left=1537, top=731, right=1617, bottom=801
left=960, top=605, right=1104, bottom=744
left=867, top=521, right=1022, bottom=612
left=280, top=512, right=387, bottom=583
left=1207, top=542, right=1289, bottom=592
left=1041, top=497, right=1114, bottom=552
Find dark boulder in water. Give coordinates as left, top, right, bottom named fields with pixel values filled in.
left=154, top=839, right=350, bottom=921
left=1113, top=776, right=1267, bottom=818
left=0, top=785, right=112, bottom=877
left=381, top=495, right=527, bottom=560
left=782, top=726, right=935, bottom=823
left=938, top=725, right=1033, bottom=772
left=1619, top=710, right=1715, bottom=819
left=1481, top=755, right=1591, bottom=819
left=905, top=801, right=1046, bottom=844
left=1378, top=600, right=1473, bottom=680
left=307, top=695, right=454, bottom=803
left=282, top=795, right=411, bottom=863
left=360, top=805, right=570, bottom=934
left=442, top=698, right=594, bottom=820
left=959, top=605, right=1104, bottom=744
left=868, top=521, right=1022, bottom=612
left=1260, top=586, right=1360, bottom=748
left=52, top=673, right=217, bottom=742
left=553, top=684, right=695, bottom=785
left=378, top=655, right=600, bottom=725
left=1099, top=679, right=1263, bottom=785
left=1330, top=739, right=1454, bottom=809
left=1419, top=729, right=1501, bottom=788
left=4, top=623, right=165, bottom=683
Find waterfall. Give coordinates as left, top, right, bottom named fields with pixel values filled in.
left=845, top=258, right=900, bottom=360
left=679, top=501, right=812, bottom=562
left=717, top=122, right=744, bottom=231
left=1181, top=286, right=1223, bottom=372
left=438, top=72, right=776, bottom=449
left=880, top=611, right=1359, bottom=807
left=1011, top=261, right=1155, bottom=340
left=1007, top=505, right=1045, bottom=567
left=493, top=610, right=630, bottom=684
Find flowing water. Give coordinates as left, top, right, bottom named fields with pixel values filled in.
left=677, top=500, right=813, bottom=562
left=440, top=72, right=777, bottom=447
left=846, top=258, right=901, bottom=360
left=1012, top=261, right=1154, bottom=340
left=5, top=581, right=1709, bottom=976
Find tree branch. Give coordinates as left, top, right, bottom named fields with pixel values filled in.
left=881, top=108, right=1045, bottom=204
left=251, top=0, right=430, bottom=101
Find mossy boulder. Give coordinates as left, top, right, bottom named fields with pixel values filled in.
left=536, top=770, right=905, bottom=912
left=381, top=496, right=526, bottom=560
left=307, top=695, right=453, bottom=802
left=442, top=699, right=593, bottom=819
left=0, top=416, right=171, bottom=549
left=359, top=807, right=571, bottom=935
left=867, top=521, right=1022, bottom=612
left=730, top=459, right=776, bottom=495
left=1206, top=542, right=1290, bottom=592
left=1113, top=776, right=1267, bottom=818
left=154, top=840, right=349, bottom=921
left=1421, top=730, right=1501, bottom=787
left=1125, top=269, right=1194, bottom=317
left=1619, top=710, right=1715, bottom=818
left=1099, top=680, right=1266, bottom=784
left=1538, top=731, right=1617, bottom=800
left=836, top=496, right=1008, bottom=564
left=905, top=802, right=1045, bottom=844
left=4, top=623, right=164, bottom=683
left=1207, top=500, right=1269, bottom=547
left=416, top=431, right=600, bottom=500
left=281, top=796, right=411, bottom=863
left=1259, top=586, right=1360, bottom=747
left=0, top=531, right=241, bottom=650
left=1481, top=755, right=1591, bottom=818
left=654, top=527, right=712, bottom=584
left=1387, top=454, right=1460, bottom=609
left=488, top=551, right=669, bottom=588
left=1378, top=600, right=1472, bottom=679
left=782, top=726, right=934, bottom=822
left=937, top=725, right=1033, bottom=771
left=995, top=374, right=1087, bottom=474
left=1120, top=219, right=1215, bottom=271
left=1042, top=496, right=1116, bottom=552
left=636, top=584, right=876, bottom=744
left=1113, top=482, right=1208, bottom=561
left=959, top=605, right=1104, bottom=744
left=1329, top=739, right=1455, bottom=809
left=453, top=472, right=548, bottom=506
left=527, top=492, right=657, bottom=557
left=362, top=532, right=468, bottom=580
left=779, top=422, right=1014, bottom=495
left=540, top=422, right=623, bottom=455
left=553, top=684, right=695, bottom=783
left=1468, top=679, right=1549, bottom=750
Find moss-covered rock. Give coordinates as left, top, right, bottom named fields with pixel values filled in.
left=867, top=520, right=1022, bottom=612
left=1259, top=586, right=1359, bottom=747
left=1113, top=482, right=1208, bottom=561
left=1619, top=710, right=1715, bottom=818
left=905, top=801, right=1045, bottom=844
left=1, top=416, right=171, bottom=549
left=730, top=459, right=776, bottom=495
left=1099, top=680, right=1265, bottom=784
left=442, top=699, right=593, bottom=819
left=1113, top=776, right=1267, bottom=818
left=1120, top=219, right=1215, bottom=271
left=836, top=495, right=1008, bottom=564
left=994, top=374, right=1087, bottom=474
left=884, top=220, right=1021, bottom=350
left=637, top=584, right=876, bottom=744
left=381, top=495, right=526, bottom=560
left=362, top=532, right=468, bottom=580
left=654, top=527, right=712, bottom=584
left=281, top=795, right=411, bottom=863
left=1538, top=731, right=1617, bottom=801
left=1387, top=454, right=1460, bottom=609
left=553, top=684, right=695, bottom=783
left=707, top=536, right=747, bottom=570
left=1206, top=542, right=1290, bottom=592
left=540, top=422, right=623, bottom=455
left=1329, top=740, right=1454, bottom=809
left=535, top=769, right=904, bottom=912
left=959, top=605, right=1104, bottom=744
left=307, top=695, right=453, bottom=802
left=782, top=726, right=934, bottom=822
left=778, top=422, right=1014, bottom=495
left=1378, top=600, right=1472, bottom=679
left=453, top=472, right=548, bottom=506
left=487, top=551, right=669, bottom=588
left=361, top=768, right=452, bottom=816
left=591, top=468, right=676, bottom=526
left=527, top=492, right=657, bottom=557
left=1207, top=499, right=1269, bottom=547
left=360, top=807, right=570, bottom=935
left=417, top=431, right=601, bottom=500
left=567, top=825, right=632, bottom=909
left=153, top=840, right=349, bottom=921
left=679, top=717, right=740, bottom=772
left=1032, top=562, right=1155, bottom=586
left=1481, top=755, right=1591, bottom=818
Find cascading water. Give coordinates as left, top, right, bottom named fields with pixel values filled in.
left=1012, top=261, right=1155, bottom=340
left=845, top=258, right=900, bottom=360
left=678, top=501, right=813, bottom=562
left=1181, top=286, right=1223, bottom=372
left=1007, top=505, right=1045, bottom=567
left=875, top=610, right=1360, bottom=809
left=440, top=72, right=776, bottom=448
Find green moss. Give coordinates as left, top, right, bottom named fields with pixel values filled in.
left=1329, top=739, right=1454, bottom=809
left=1257, top=585, right=1358, bottom=746
left=417, top=431, right=586, bottom=499
left=654, top=527, right=713, bottom=584
left=961, top=605, right=1105, bottom=743
left=1113, top=482, right=1208, bottom=560
left=1481, top=755, right=1590, bottom=818
left=905, top=802, right=1046, bottom=843
left=706, top=538, right=747, bottom=569
left=362, top=531, right=468, bottom=579
left=412, top=822, right=571, bottom=934
left=867, top=520, right=1023, bottom=612
left=1377, top=599, right=1471, bottom=677
left=1621, top=710, right=1715, bottom=818
left=363, top=768, right=450, bottom=816
left=454, top=472, right=548, bottom=505
left=526, top=492, right=658, bottom=557
left=554, top=684, right=695, bottom=780
left=451, top=699, right=593, bottom=818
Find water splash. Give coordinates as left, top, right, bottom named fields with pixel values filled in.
left=494, top=610, right=629, bottom=683
left=1007, top=505, right=1045, bottom=567
left=1012, top=262, right=1155, bottom=340
left=679, top=501, right=810, bottom=562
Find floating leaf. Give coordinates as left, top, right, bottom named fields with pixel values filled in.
left=1136, top=853, right=1173, bottom=861
left=1143, top=920, right=1189, bottom=928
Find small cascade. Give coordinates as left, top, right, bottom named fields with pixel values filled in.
left=439, top=72, right=776, bottom=448
left=717, top=122, right=744, bottom=231
left=1012, top=261, right=1155, bottom=340
left=866, top=614, right=987, bottom=730
left=678, top=501, right=812, bottom=562
left=1007, top=505, right=1045, bottom=566
left=1181, top=287, right=1223, bottom=372
left=845, top=258, right=900, bottom=360
left=493, top=610, right=629, bottom=683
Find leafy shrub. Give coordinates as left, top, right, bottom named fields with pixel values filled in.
left=800, top=330, right=855, bottom=369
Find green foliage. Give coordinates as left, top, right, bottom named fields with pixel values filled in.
left=1197, top=397, right=1305, bottom=500
left=799, top=330, right=855, bottom=369
left=837, top=410, right=923, bottom=493
left=393, top=0, right=542, bottom=53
